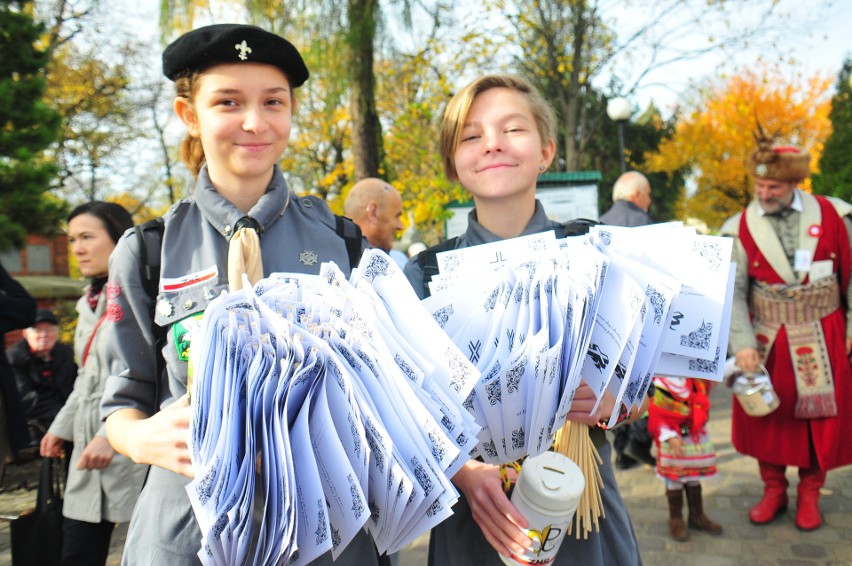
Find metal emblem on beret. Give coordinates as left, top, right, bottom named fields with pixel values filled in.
left=235, top=40, right=252, bottom=61
left=299, top=250, right=318, bottom=266
left=755, top=163, right=768, bottom=177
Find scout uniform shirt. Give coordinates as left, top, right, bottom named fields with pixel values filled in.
left=100, top=165, right=385, bottom=566
left=102, top=165, right=355, bottom=414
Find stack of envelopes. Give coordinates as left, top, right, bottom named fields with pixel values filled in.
left=186, top=250, right=480, bottom=565
left=422, top=222, right=734, bottom=464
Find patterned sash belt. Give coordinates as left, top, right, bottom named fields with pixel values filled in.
left=749, top=276, right=839, bottom=419
left=750, top=275, right=840, bottom=324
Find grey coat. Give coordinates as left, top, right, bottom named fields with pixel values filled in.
left=48, top=287, right=148, bottom=523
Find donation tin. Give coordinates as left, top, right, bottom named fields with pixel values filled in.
left=501, top=451, right=585, bottom=566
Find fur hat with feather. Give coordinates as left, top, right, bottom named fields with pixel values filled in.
left=748, top=120, right=810, bottom=182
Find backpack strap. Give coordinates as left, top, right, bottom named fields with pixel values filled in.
left=414, top=236, right=459, bottom=298
left=134, top=217, right=165, bottom=300
left=133, top=217, right=166, bottom=409
left=556, top=218, right=599, bottom=237
left=335, top=214, right=365, bottom=269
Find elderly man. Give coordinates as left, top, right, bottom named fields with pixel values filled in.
left=721, top=135, right=852, bottom=531
left=599, top=171, right=653, bottom=227
left=344, top=178, right=404, bottom=255
left=6, top=309, right=77, bottom=444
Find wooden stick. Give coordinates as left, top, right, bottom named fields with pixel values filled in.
left=553, top=421, right=604, bottom=539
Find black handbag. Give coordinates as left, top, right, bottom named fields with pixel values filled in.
left=9, top=457, right=64, bottom=566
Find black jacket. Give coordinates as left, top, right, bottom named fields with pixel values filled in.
left=0, top=263, right=37, bottom=452
left=6, top=339, right=77, bottom=428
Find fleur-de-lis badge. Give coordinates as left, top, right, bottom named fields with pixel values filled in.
left=235, top=40, right=252, bottom=61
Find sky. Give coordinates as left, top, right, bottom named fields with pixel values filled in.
left=115, top=0, right=851, bottom=117
left=91, top=0, right=850, bottom=201
left=604, top=0, right=852, bottom=116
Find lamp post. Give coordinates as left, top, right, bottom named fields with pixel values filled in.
left=606, top=96, right=632, bottom=173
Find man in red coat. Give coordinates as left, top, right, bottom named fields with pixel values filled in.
left=722, top=133, right=852, bottom=531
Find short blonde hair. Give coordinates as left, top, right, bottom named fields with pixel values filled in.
left=440, top=74, right=556, bottom=181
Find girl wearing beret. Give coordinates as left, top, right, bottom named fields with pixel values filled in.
left=404, top=74, right=642, bottom=565
left=100, top=24, right=382, bottom=565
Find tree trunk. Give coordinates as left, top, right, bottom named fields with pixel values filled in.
left=564, top=0, right=587, bottom=172
left=348, top=0, right=383, bottom=180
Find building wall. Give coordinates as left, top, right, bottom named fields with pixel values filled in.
left=2, top=233, right=76, bottom=350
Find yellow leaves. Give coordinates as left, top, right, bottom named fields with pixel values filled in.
left=644, top=66, right=833, bottom=231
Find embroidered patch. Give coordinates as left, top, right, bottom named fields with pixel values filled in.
left=808, top=224, right=823, bottom=238
left=107, top=303, right=123, bottom=322
left=795, top=345, right=819, bottom=385
left=161, top=266, right=218, bottom=292
left=106, top=282, right=120, bottom=300
left=173, top=312, right=205, bottom=362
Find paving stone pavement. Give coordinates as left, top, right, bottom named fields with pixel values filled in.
left=1, top=384, right=849, bottom=565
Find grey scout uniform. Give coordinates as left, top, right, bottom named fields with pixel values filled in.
left=101, top=165, right=384, bottom=565
left=403, top=200, right=642, bottom=566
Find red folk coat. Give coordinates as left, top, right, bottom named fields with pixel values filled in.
left=732, top=194, right=852, bottom=471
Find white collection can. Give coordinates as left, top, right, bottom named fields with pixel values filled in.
left=500, top=451, right=585, bottom=566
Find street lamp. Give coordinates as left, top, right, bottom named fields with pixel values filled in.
left=606, top=96, right=632, bottom=173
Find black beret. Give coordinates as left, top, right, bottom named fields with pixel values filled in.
left=162, top=23, right=309, bottom=87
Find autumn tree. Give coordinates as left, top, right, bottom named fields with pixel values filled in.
left=501, top=0, right=612, bottom=172
left=492, top=0, right=826, bottom=176
left=644, top=68, right=833, bottom=229
left=812, top=58, right=852, bottom=201
left=0, top=0, right=65, bottom=251
left=372, top=21, right=479, bottom=244
left=47, top=43, right=142, bottom=201
left=32, top=0, right=155, bottom=204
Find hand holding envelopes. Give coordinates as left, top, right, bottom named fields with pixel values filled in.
left=425, top=223, right=733, bottom=536
left=186, top=250, right=480, bottom=565
left=426, top=222, right=733, bottom=462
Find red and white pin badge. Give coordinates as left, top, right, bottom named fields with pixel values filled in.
left=808, top=224, right=823, bottom=238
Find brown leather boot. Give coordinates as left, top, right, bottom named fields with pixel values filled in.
left=686, top=483, right=723, bottom=535
left=750, top=461, right=788, bottom=524
left=666, top=489, right=689, bottom=541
